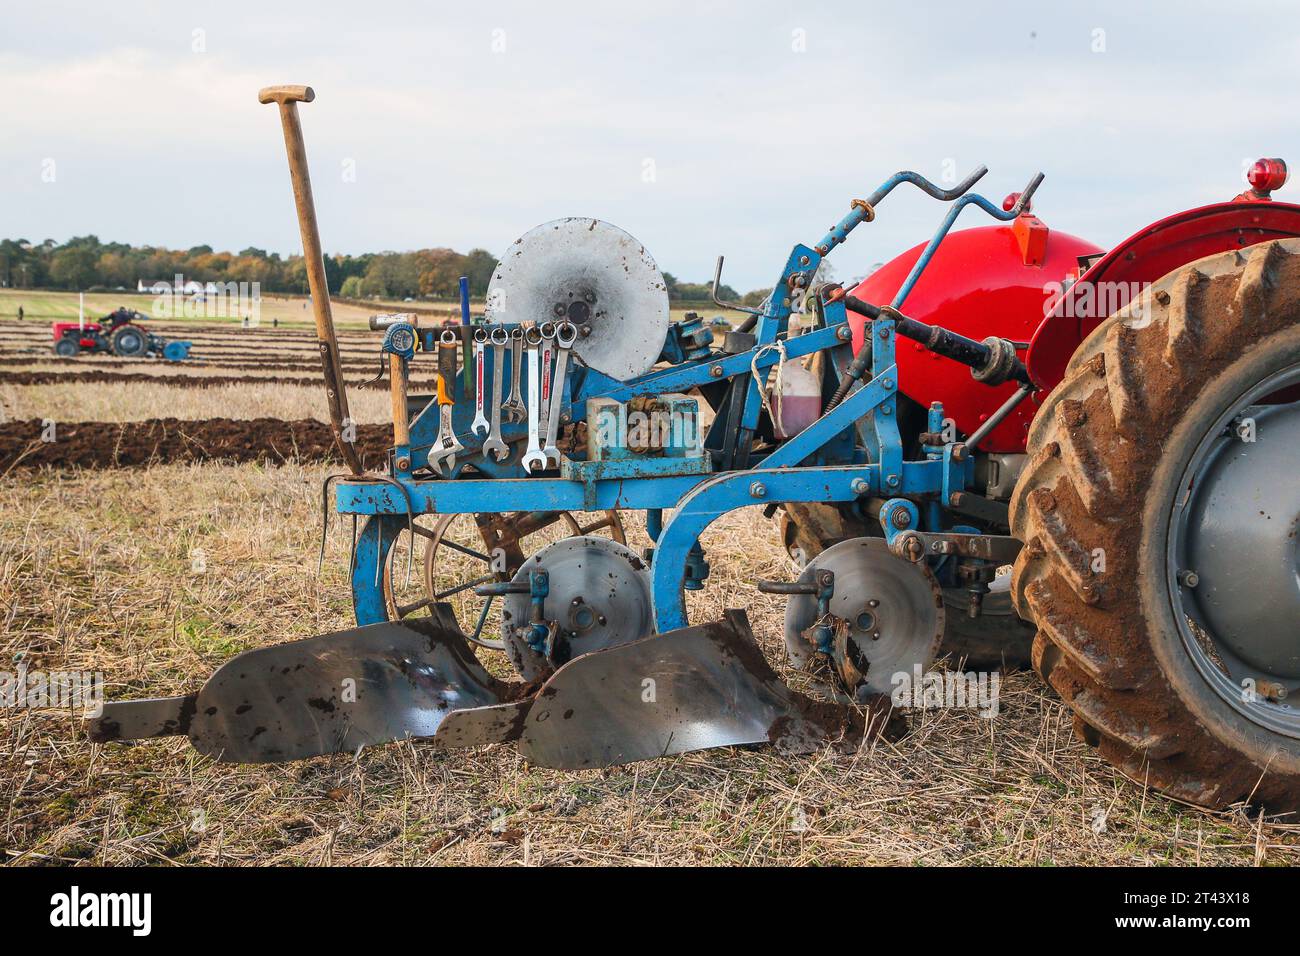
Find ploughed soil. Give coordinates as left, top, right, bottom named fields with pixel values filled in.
left=0, top=418, right=394, bottom=470
left=0, top=369, right=438, bottom=388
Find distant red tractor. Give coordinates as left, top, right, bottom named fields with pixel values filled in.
left=52, top=308, right=190, bottom=360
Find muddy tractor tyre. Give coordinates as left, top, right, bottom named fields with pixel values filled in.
left=1010, top=239, right=1300, bottom=811
left=111, top=324, right=149, bottom=358
left=54, top=337, right=80, bottom=357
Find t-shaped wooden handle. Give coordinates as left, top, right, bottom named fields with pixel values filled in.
left=257, top=84, right=314, bottom=105
left=259, top=83, right=362, bottom=473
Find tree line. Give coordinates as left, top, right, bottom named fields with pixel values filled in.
left=0, top=235, right=772, bottom=304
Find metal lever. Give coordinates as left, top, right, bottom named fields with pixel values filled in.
left=712, top=256, right=764, bottom=317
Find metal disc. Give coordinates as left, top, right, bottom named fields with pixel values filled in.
left=502, top=535, right=653, bottom=680
left=784, top=537, right=944, bottom=698
left=1183, top=398, right=1300, bottom=679
left=485, top=218, right=670, bottom=380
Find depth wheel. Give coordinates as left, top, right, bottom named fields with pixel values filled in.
left=1011, top=239, right=1300, bottom=811
left=381, top=510, right=626, bottom=650
left=777, top=502, right=1032, bottom=670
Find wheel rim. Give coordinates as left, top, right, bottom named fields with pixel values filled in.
left=1168, top=360, right=1300, bottom=736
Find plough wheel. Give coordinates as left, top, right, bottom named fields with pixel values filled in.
left=777, top=503, right=1033, bottom=670
left=1011, top=239, right=1300, bottom=811
left=381, top=510, right=626, bottom=648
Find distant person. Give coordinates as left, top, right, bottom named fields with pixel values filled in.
left=17, top=306, right=23, bottom=321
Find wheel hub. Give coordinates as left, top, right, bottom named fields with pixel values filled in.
left=783, top=537, right=944, bottom=699
left=1184, top=399, right=1300, bottom=678
left=502, top=535, right=653, bottom=680
left=1171, top=361, right=1300, bottom=734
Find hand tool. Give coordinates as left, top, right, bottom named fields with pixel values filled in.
left=502, top=327, right=526, bottom=423
left=429, top=328, right=464, bottom=474
left=521, top=325, right=548, bottom=473
left=257, top=85, right=362, bottom=474
left=538, top=321, right=556, bottom=435
left=482, top=326, right=510, bottom=462
left=542, top=320, right=577, bottom=466
left=470, top=327, right=490, bottom=436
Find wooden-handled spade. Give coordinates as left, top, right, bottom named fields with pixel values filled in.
left=258, top=85, right=363, bottom=474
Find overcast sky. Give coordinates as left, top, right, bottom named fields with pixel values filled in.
left=2, top=0, right=1296, bottom=290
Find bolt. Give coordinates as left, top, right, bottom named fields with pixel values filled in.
left=871, top=631, right=881, bottom=641
left=837, top=326, right=851, bottom=340
left=882, top=378, right=894, bottom=389
left=585, top=291, right=597, bottom=304
left=890, top=506, right=912, bottom=529
left=799, top=255, right=810, bottom=266
left=1178, top=570, right=1200, bottom=588
left=395, top=456, right=411, bottom=471
left=710, top=364, right=724, bottom=377
left=886, top=474, right=900, bottom=487
left=851, top=477, right=869, bottom=495
left=951, top=443, right=968, bottom=462
left=867, top=599, right=879, bottom=608
left=879, top=328, right=890, bottom=339
left=552, top=303, right=566, bottom=316
left=579, top=323, right=593, bottom=337
left=749, top=481, right=767, bottom=498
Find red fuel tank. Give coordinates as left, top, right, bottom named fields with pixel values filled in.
left=848, top=218, right=1102, bottom=453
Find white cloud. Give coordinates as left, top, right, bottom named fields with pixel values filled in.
left=2, top=0, right=1298, bottom=290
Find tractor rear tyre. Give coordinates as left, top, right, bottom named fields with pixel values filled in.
left=111, top=324, right=149, bottom=358
left=1010, top=239, right=1300, bottom=811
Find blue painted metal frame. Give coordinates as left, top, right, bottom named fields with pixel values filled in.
left=341, top=166, right=1025, bottom=628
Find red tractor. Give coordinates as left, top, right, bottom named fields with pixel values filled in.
left=52, top=307, right=162, bottom=358
left=778, top=156, right=1300, bottom=810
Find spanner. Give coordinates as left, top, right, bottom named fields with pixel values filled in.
left=429, top=328, right=464, bottom=475
left=537, top=321, right=556, bottom=437
left=481, top=326, right=510, bottom=462
left=543, top=321, right=577, bottom=466
left=521, top=325, right=548, bottom=474
left=470, top=327, right=489, bottom=436
left=502, top=327, right=526, bottom=423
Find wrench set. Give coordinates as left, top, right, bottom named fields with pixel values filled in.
left=415, top=319, right=579, bottom=477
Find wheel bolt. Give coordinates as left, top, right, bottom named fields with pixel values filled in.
left=1178, top=570, right=1200, bottom=588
